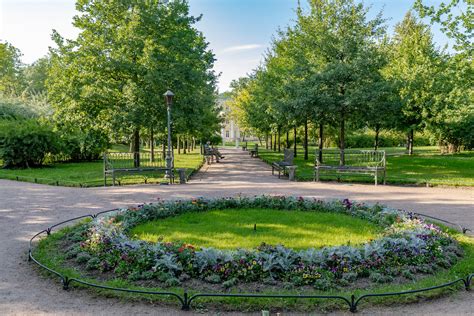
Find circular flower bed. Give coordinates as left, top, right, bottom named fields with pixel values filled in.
left=64, top=196, right=463, bottom=291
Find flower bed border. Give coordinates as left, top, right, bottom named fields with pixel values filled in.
left=29, top=199, right=473, bottom=313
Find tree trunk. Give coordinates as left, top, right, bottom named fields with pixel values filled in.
left=273, top=133, right=277, bottom=151
left=265, top=133, right=269, bottom=149
left=286, top=130, right=289, bottom=149
left=150, top=127, right=155, bottom=162
left=339, top=84, right=346, bottom=166
left=133, top=128, right=140, bottom=167
left=304, top=120, right=308, bottom=160
left=277, top=127, right=281, bottom=152
left=408, top=129, right=414, bottom=155
left=162, top=138, right=166, bottom=160
left=177, top=135, right=181, bottom=154
left=183, top=138, right=187, bottom=154
left=339, top=113, right=345, bottom=166
left=374, top=124, right=380, bottom=151
left=293, top=126, right=297, bottom=158
left=318, top=123, right=324, bottom=163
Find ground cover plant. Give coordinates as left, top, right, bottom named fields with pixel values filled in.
left=32, top=196, right=473, bottom=312
left=258, top=146, right=474, bottom=186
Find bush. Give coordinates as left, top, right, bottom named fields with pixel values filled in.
left=59, top=128, right=109, bottom=161
left=0, top=120, right=60, bottom=168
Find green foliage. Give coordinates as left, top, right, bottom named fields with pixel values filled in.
left=0, top=120, right=60, bottom=168
left=415, top=0, right=473, bottom=54
left=22, top=55, right=51, bottom=95
left=59, top=128, right=109, bottom=161
left=0, top=96, right=39, bottom=120
left=0, top=41, right=25, bottom=96
left=229, top=2, right=471, bottom=154
left=47, top=0, right=219, bottom=148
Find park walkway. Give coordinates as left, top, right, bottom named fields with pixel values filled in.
left=0, top=146, right=472, bottom=315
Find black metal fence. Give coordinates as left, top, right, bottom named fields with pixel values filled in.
left=29, top=210, right=473, bottom=313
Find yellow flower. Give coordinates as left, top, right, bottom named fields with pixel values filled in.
left=343, top=267, right=349, bottom=273
left=252, top=260, right=257, bottom=265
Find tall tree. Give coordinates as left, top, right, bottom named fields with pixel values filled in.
left=48, top=0, right=218, bottom=163
left=0, top=41, right=24, bottom=96
left=296, top=0, right=386, bottom=164
left=384, top=12, right=441, bottom=155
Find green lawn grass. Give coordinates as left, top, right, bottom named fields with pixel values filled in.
left=131, top=208, right=381, bottom=250
left=0, top=148, right=203, bottom=187
left=258, top=146, right=474, bottom=186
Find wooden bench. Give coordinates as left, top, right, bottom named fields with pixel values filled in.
left=314, top=149, right=386, bottom=185
left=104, top=152, right=173, bottom=186
left=272, top=149, right=295, bottom=178
left=249, top=144, right=259, bottom=158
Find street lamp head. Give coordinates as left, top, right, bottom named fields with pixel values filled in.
left=163, top=90, right=174, bottom=106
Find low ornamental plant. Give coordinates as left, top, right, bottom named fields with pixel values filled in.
left=67, top=196, right=462, bottom=290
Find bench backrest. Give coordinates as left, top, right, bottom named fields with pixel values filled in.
left=104, top=152, right=165, bottom=170
left=315, top=149, right=385, bottom=167
left=204, top=146, right=213, bottom=155
left=283, top=149, right=294, bottom=164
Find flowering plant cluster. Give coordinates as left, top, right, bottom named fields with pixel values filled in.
left=66, top=196, right=462, bottom=289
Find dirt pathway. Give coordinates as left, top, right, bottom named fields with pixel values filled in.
left=0, top=147, right=472, bottom=315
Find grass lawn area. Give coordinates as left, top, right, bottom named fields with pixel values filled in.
left=0, top=148, right=203, bottom=187
left=258, top=146, right=474, bottom=186
left=131, top=208, right=381, bottom=250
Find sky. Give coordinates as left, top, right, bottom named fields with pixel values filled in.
left=0, top=0, right=450, bottom=92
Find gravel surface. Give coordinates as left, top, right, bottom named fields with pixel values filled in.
left=0, top=148, right=472, bottom=315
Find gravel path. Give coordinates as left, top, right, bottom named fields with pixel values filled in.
left=0, top=147, right=472, bottom=315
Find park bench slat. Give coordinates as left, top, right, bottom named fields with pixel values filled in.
left=104, top=152, right=173, bottom=186
left=314, top=149, right=386, bottom=185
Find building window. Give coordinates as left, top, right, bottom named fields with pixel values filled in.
left=226, top=130, right=230, bottom=138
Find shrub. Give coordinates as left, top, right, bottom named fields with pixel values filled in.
left=59, top=128, right=109, bottom=161
left=0, top=119, right=60, bottom=168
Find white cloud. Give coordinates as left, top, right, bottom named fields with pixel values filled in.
left=219, top=44, right=264, bottom=54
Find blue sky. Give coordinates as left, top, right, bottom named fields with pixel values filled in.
left=0, top=0, right=449, bottom=92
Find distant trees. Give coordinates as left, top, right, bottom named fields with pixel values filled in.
left=229, top=0, right=473, bottom=157
left=0, top=41, right=24, bottom=96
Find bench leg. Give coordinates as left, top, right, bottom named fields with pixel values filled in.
left=383, top=169, right=386, bottom=185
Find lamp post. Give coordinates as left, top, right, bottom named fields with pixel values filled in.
left=163, top=90, right=174, bottom=178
